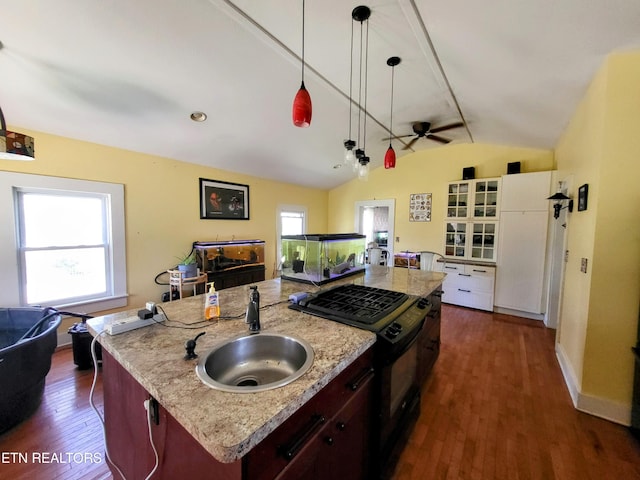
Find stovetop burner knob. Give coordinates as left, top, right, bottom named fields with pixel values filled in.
left=417, top=298, right=430, bottom=309
left=385, top=328, right=400, bottom=339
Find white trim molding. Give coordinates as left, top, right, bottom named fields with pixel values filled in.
left=556, top=343, right=631, bottom=426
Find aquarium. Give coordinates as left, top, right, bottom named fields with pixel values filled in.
left=280, top=234, right=366, bottom=285
left=194, top=240, right=265, bottom=274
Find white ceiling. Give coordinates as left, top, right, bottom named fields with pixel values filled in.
left=1, top=0, right=639, bottom=189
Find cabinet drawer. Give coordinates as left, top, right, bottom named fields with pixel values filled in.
left=463, top=264, right=495, bottom=278
left=444, top=270, right=494, bottom=293
left=442, top=288, right=493, bottom=311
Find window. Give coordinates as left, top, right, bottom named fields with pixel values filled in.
left=276, top=205, right=307, bottom=275
left=280, top=210, right=305, bottom=235
left=0, top=172, right=127, bottom=312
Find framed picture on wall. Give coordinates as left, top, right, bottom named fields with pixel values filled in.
left=409, top=193, right=432, bottom=222
left=578, top=184, right=589, bottom=212
left=199, top=178, right=250, bottom=220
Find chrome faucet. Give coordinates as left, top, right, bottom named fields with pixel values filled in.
left=245, top=286, right=260, bottom=333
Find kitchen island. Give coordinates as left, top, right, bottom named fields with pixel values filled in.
left=88, top=266, right=444, bottom=479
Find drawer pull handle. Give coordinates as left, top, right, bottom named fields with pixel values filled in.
left=347, top=367, right=374, bottom=391
left=459, top=273, right=471, bottom=277
left=336, top=421, right=346, bottom=431
left=281, top=414, right=326, bottom=460
left=473, top=269, right=487, bottom=273
left=324, top=436, right=334, bottom=446
left=444, top=266, right=459, bottom=270
left=458, top=288, right=471, bottom=293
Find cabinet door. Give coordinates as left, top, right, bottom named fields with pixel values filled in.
left=469, top=222, right=498, bottom=262
left=444, top=222, right=468, bottom=258
left=495, top=210, right=548, bottom=313
left=500, top=171, right=551, bottom=211
left=276, top=371, right=373, bottom=480
left=473, top=178, right=500, bottom=218
left=446, top=181, right=471, bottom=219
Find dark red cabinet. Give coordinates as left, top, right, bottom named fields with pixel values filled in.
left=102, top=347, right=374, bottom=480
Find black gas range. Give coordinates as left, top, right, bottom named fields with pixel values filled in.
left=289, top=284, right=430, bottom=350
left=289, top=283, right=431, bottom=469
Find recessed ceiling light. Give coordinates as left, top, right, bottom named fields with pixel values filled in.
left=190, top=111, right=207, bottom=122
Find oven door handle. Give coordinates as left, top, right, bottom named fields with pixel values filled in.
left=386, top=318, right=425, bottom=365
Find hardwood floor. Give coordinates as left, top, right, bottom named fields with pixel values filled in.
left=388, top=305, right=640, bottom=480
left=1, top=306, right=638, bottom=480
left=0, top=347, right=111, bottom=480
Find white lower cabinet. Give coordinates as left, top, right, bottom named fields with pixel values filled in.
left=440, top=263, right=495, bottom=311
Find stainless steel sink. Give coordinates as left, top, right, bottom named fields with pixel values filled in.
left=195, top=333, right=314, bottom=393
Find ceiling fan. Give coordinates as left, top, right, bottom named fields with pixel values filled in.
left=386, top=121, right=464, bottom=150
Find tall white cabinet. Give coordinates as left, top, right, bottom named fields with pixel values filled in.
left=494, top=171, right=552, bottom=316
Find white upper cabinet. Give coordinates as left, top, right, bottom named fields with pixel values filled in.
left=444, top=178, right=501, bottom=262
left=500, top=171, right=551, bottom=211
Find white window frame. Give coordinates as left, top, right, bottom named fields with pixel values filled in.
left=276, top=205, right=307, bottom=275
left=0, top=172, right=127, bottom=312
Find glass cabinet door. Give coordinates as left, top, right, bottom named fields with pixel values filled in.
left=447, top=182, right=470, bottom=218
left=473, top=179, right=500, bottom=218
left=444, top=222, right=468, bottom=258
left=470, top=222, right=498, bottom=261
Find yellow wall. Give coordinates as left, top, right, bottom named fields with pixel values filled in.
left=556, top=51, right=640, bottom=409
left=328, top=143, right=554, bottom=252
left=0, top=130, right=328, bottom=323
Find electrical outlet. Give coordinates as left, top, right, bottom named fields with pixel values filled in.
left=580, top=258, right=588, bottom=273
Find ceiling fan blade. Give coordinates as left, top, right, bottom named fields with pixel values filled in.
left=381, top=133, right=415, bottom=141
left=429, top=122, right=464, bottom=134
left=426, top=134, right=451, bottom=144
left=402, top=136, right=420, bottom=150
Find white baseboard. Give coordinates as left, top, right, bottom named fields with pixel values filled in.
left=493, top=306, right=545, bottom=321
left=555, top=343, right=631, bottom=426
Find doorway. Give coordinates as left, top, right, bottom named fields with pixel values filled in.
left=545, top=177, right=571, bottom=330
left=354, top=199, right=395, bottom=265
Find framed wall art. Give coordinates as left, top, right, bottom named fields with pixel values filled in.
left=578, top=183, right=589, bottom=212
left=409, top=193, right=432, bottom=222
left=199, top=178, right=250, bottom=220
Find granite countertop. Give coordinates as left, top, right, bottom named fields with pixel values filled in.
left=87, top=266, right=444, bottom=463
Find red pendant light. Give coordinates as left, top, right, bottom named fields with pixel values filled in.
left=384, top=145, right=396, bottom=169
left=292, top=0, right=312, bottom=127
left=384, top=56, right=400, bottom=169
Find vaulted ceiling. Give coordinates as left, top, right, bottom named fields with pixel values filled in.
left=1, top=1, right=639, bottom=189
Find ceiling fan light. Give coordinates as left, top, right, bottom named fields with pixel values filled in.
left=384, top=145, right=396, bottom=169
left=292, top=82, right=312, bottom=128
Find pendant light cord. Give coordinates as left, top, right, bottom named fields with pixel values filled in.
left=362, top=19, right=369, bottom=152
left=348, top=18, right=354, bottom=141
left=356, top=18, right=363, bottom=147
left=301, top=0, right=305, bottom=84
left=389, top=64, right=395, bottom=147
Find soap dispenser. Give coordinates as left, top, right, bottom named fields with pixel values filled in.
left=204, top=282, right=220, bottom=320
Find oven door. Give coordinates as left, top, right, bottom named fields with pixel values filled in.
left=377, top=319, right=424, bottom=457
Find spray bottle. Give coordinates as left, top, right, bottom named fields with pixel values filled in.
left=204, top=282, right=220, bottom=320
